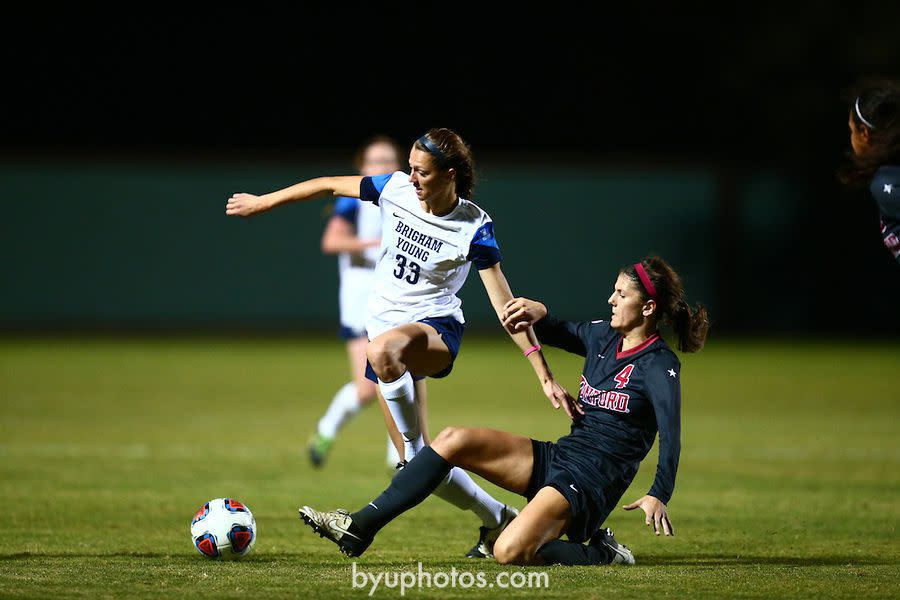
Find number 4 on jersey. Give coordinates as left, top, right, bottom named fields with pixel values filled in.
left=614, top=364, right=634, bottom=389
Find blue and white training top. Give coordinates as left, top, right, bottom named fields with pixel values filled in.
left=332, top=196, right=382, bottom=333
left=359, top=171, right=501, bottom=338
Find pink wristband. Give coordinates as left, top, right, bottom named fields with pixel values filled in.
left=523, top=344, right=541, bottom=357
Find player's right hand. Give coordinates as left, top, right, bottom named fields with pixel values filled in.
left=226, top=193, right=272, bottom=217
left=501, top=297, right=548, bottom=334
left=622, top=495, right=674, bottom=536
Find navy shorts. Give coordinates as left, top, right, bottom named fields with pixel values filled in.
left=364, top=316, right=465, bottom=383
left=338, top=324, right=366, bottom=340
left=523, top=440, right=631, bottom=544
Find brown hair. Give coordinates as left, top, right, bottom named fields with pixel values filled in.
left=352, top=135, right=405, bottom=173
left=622, top=256, right=709, bottom=353
left=839, top=78, right=900, bottom=186
left=413, top=128, right=477, bottom=199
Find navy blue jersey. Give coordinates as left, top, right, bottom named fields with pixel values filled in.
left=534, top=312, right=682, bottom=504
left=870, top=166, right=900, bottom=263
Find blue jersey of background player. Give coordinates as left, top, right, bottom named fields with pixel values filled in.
left=841, top=78, right=900, bottom=264
left=307, top=136, right=405, bottom=469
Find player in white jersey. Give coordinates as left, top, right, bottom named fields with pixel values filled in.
left=308, top=136, right=404, bottom=469
left=226, top=128, right=579, bottom=557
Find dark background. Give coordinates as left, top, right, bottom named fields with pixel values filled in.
left=4, top=5, right=900, bottom=335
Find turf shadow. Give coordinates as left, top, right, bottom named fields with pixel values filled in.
left=0, top=552, right=186, bottom=561
left=636, top=554, right=891, bottom=567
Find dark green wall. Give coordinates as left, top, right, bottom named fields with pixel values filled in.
left=1, top=160, right=791, bottom=330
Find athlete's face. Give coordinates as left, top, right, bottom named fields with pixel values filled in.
left=608, top=273, right=654, bottom=332
left=849, top=110, right=871, bottom=157
left=408, top=147, right=455, bottom=202
left=360, top=142, right=401, bottom=177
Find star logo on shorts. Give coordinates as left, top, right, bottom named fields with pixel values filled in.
left=885, top=184, right=894, bottom=194
left=668, top=369, right=677, bottom=378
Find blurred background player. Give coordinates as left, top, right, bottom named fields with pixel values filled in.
left=308, top=136, right=405, bottom=469
left=226, top=128, right=577, bottom=557
left=840, top=78, right=900, bottom=264
left=298, top=256, right=708, bottom=565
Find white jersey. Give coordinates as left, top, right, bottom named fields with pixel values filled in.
left=360, top=171, right=501, bottom=339
left=332, top=196, right=381, bottom=335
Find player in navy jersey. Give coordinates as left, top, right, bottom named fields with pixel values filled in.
left=839, top=78, right=900, bottom=264
left=226, top=128, right=577, bottom=558
left=296, top=256, right=708, bottom=565
left=308, top=136, right=404, bottom=469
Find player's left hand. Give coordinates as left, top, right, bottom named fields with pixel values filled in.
left=622, top=495, right=674, bottom=536
left=542, top=377, right=584, bottom=420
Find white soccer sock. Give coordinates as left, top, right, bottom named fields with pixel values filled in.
left=379, top=372, right=502, bottom=528
left=433, top=467, right=505, bottom=529
left=378, top=371, right=424, bottom=459
left=386, top=433, right=401, bottom=467
left=317, top=382, right=361, bottom=439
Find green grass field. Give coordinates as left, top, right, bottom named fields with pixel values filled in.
left=0, top=336, right=898, bottom=599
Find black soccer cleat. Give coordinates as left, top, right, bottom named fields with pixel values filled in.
left=590, top=527, right=635, bottom=565
left=465, top=505, right=519, bottom=558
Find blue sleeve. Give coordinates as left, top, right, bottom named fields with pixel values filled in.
left=332, top=196, right=358, bottom=224
left=360, top=173, right=394, bottom=205
left=870, top=168, right=900, bottom=220
left=467, top=222, right=502, bottom=270
left=645, top=353, right=682, bottom=505
left=532, top=310, right=603, bottom=358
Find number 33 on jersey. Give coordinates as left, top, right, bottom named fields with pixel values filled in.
left=359, top=172, right=501, bottom=328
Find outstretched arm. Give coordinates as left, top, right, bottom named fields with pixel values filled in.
left=479, top=264, right=583, bottom=419
left=501, top=298, right=588, bottom=356
left=226, top=175, right=364, bottom=217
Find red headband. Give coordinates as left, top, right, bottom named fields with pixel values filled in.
left=634, top=262, right=657, bottom=300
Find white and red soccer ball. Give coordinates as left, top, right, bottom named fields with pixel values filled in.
left=190, top=498, right=256, bottom=559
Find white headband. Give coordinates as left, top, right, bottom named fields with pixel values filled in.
left=855, top=97, right=876, bottom=130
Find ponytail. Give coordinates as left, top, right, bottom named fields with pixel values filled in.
left=623, top=257, right=709, bottom=353
left=672, top=298, right=709, bottom=353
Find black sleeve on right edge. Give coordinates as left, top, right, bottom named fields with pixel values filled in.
left=871, top=168, right=900, bottom=220
left=533, top=311, right=588, bottom=357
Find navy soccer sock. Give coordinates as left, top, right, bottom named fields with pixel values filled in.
left=536, top=539, right=614, bottom=565
left=350, top=446, right=453, bottom=537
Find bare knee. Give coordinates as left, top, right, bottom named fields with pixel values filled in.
left=367, top=336, right=406, bottom=381
left=431, top=426, right=472, bottom=461
left=493, top=537, right=535, bottom=566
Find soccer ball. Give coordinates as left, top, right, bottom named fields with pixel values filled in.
left=190, top=498, right=256, bottom=559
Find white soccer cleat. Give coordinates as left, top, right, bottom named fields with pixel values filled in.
left=298, top=505, right=372, bottom=557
